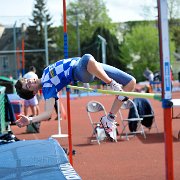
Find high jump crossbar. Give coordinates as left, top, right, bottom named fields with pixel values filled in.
left=67, top=85, right=162, bottom=101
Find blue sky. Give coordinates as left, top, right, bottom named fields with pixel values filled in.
left=0, top=0, right=157, bottom=27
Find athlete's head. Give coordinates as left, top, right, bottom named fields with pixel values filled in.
left=15, top=78, right=39, bottom=100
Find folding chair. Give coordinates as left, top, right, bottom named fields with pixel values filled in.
left=119, top=99, right=146, bottom=140
left=86, top=101, right=107, bottom=144
left=132, top=98, right=158, bottom=132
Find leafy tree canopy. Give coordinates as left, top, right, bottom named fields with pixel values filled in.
left=81, top=26, right=127, bottom=71
left=120, top=24, right=175, bottom=82
left=54, top=0, right=117, bottom=57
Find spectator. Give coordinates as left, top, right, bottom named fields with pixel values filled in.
left=143, top=67, right=154, bottom=92
left=23, top=66, right=40, bottom=116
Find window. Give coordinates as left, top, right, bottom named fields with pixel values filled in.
left=0, top=56, right=9, bottom=70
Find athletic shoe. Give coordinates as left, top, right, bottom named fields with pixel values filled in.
left=100, top=116, right=117, bottom=142
left=110, top=80, right=123, bottom=91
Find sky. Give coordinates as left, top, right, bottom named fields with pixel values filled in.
left=0, top=0, right=157, bottom=27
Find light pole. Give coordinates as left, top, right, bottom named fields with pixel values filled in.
left=75, top=8, right=81, bottom=56
left=44, top=15, right=49, bottom=67
left=16, top=47, right=21, bottom=78
left=98, top=35, right=107, bottom=64
left=21, top=23, right=26, bottom=76
left=13, top=21, right=18, bottom=78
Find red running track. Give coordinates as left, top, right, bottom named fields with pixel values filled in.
left=11, top=91, right=180, bottom=180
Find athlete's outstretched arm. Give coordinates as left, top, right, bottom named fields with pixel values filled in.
left=16, top=98, right=55, bottom=128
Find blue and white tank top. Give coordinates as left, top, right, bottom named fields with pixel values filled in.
left=41, top=57, right=80, bottom=99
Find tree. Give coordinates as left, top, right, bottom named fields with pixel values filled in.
left=140, top=0, right=180, bottom=21
left=67, top=0, right=115, bottom=38
left=25, top=0, right=54, bottom=77
left=168, top=0, right=180, bottom=20
left=81, top=27, right=127, bottom=71
left=54, top=0, right=117, bottom=57
left=140, top=0, right=180, bottom=62
left=120, top=24, right=176, bottom=82
left=171, top=25, right=180, bottom=52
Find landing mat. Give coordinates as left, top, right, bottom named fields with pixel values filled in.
left=0, top=138, right=81, bottom=180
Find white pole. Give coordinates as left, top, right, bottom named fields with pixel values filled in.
left=98, top=35, right=107, bottom=64
left=51, top=99, right=68, bottom=138
left=44, top=16, right=49, bottom=67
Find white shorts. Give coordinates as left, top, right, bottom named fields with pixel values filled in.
left=24, top=96, right=38, bottom=107
left=149, top=74, right=154, bottom=82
